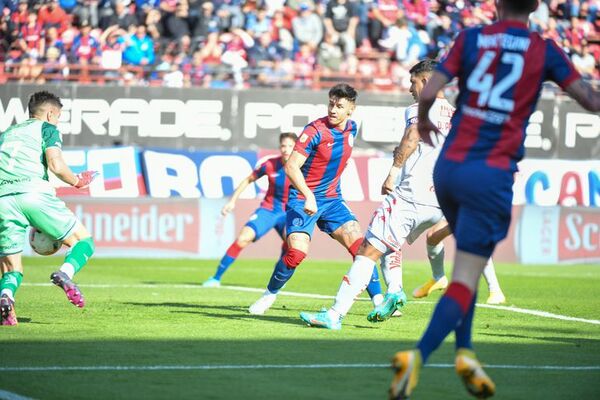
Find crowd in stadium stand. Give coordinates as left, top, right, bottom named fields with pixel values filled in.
left=0, top=0, right=598, bottom=90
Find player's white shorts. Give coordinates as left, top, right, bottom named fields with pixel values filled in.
left=365, top=193, right=444, bottom=255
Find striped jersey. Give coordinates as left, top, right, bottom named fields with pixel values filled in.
left=252, top=155, right=290, bottom=212
left=437, top=20, right=581, bottom=172
left=0, top=119, right=62, bottom=197
left=291, top=117, right=357, bottom=200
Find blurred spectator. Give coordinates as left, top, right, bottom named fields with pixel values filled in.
left=100, top=0, right=138, bottom=30
left=59, top=0, right=77, bottom=13
left=317, top=31, right=343, bottom=72
left=37, top=0, right=68, bottom=33
left=369, top=0, right=403, bottom=46
left=572, top=42, right=598, bottom=79
left=324, top=0, right=358, bottom=55
left=245, top=6, right=271, bottom=37
left=71, top=20, right=101, bottom=65
left=99, top=24, right=126, bottom=69
left=121, top=23, right=154, bottom=66
left=72, top=0, right=101, bottom=28
left=19, top=13, right=44, bottom=60
left=402, top=0, right=428, bottom=27
left=221, top=28, right=253, bottom=87
left=530, top=0, right=550, bottom=33
left=292, top=2, right=323, bottom=50
left=11, top=0, right=29, bottom=29
left=192, top=1, right=218, bottom=43
left=0, top=0, right=18, bottom=13
left=215, top=0, right=244, bottom=32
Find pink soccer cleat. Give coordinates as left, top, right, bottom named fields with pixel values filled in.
left=50, top=271, right=85, bottom=308
left=1, top=295, right=18, bottom=326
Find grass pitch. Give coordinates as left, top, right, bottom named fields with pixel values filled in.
left=1, top=257, right=599, bottom=399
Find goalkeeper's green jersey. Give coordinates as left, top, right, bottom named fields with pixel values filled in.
left=0, top=118, right=63, bottom=197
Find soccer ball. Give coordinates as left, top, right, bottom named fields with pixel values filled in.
left=29, top=228, right=62, bottom=256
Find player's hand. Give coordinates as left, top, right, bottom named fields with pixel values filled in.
left=303, top=194, right=318, bottom=216
left=381, top=174, right=396, bottom=195
left=221, top=201, right=235, bottom=216
left=417, top=119, right=440, bottom=146
left=73, top=171, right=99, bottom=189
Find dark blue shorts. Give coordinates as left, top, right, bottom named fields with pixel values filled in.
left=286, top=197, right=357, bottom=237
left=434, top=159, right=514, bottom=258
left=245, top=207, right=286, bottom=241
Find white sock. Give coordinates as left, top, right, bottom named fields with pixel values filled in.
left=331, top=256, right=376, bottom=317
left=60, top=263, right=75, bottom=280
left=1, top=288, right=14, bottom=301
left=371, top=293, right=384, bottom=307
left=381, top=251, right=403, bottom=293
left=427, top=243, right=445, bottom=280
left=483, top=259, right=501, bottom=292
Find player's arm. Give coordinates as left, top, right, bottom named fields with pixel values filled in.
left=417, top=71, right=449, bottom=145
left=43, top=123, right=97, bottom=189
left=45, top=147, right=96, bottom=188
left=565, top=79, right=600, bottom=112
left=221, top=173, right=257, bottom=216
left=284, top=151, right=317, bottom=216
left=381, top=124, right=420, bottom=195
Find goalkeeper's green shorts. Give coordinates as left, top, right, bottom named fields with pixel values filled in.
left=0, top=191, right=77, bottom=256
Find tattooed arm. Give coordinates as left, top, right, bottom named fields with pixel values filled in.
left=565, top=79, right=600, bottom=112
left=381, top=124, right=420, bottom=195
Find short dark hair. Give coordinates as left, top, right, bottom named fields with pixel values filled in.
left=28, top=91, right=63, bottom=118
left=328, top=83, right=357, bottom=103
left=502, top=0, right=539, bottom=13
left=409, top=59, right=438, bottom=76
left=279, top=132, right=297, bottom=142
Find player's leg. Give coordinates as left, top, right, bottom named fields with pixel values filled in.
left=204, top=213, right=259, bottom=287
left=482, top=258, right=506, bottom=304
left=1, top=255, right=23, bottom=326
left=413, top=220, right=451, bottom=298
left=0, top=194, right=29, bottom=326
left=329, top=218, right=383, bottom=306
left=300, top=238, right=385, bottom=330
left=21, top=192, right=94, bottom=308
left=249, top=202, right=316, bottom=315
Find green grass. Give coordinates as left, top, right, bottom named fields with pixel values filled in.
left=1, top=257, right=600, bottom=399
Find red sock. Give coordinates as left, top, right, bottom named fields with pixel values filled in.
left=226, top=242, right=243, bottom=258
left=348, top=239, right=362, bottom=259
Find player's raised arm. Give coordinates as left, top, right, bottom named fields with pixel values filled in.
left=417, top=71, right=448, bottom=146
left=222, top=173, right=257, bottom=216
left=565, top=79, right=600, bottom=112
left=284, top=150, right=317, bottom=216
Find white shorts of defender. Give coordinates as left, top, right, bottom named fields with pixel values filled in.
left=365, top=194, right=444, bottom=255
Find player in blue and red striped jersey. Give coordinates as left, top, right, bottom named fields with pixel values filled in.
left=248, top=84, right=383, bottom=315
left=202, top=133, right=297, bottom=287
left=389, top=1, right=600, bottom=399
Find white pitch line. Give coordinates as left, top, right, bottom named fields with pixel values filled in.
left=1, top=364, right=599, bottom=373
left=23, top=283, right=600, bottom=325
left=0, top=389, right=36, bottom=400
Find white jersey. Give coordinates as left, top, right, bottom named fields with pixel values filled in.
left=394, top=98, right=455, bottom=207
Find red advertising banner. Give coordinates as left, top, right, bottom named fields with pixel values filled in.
left=558, top=208, right=600, bottom=263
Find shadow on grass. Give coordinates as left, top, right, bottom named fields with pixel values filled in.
left=2, top=338, right=600, bottom=400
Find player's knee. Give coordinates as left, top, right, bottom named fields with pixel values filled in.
left=282, top=248, right=306, bottom=269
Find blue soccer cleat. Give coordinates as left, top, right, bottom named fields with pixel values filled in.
left=368, top=290, right=407, bottom=322
left=300, top=309, right=342, bottom=330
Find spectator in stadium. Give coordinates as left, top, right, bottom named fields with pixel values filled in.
left=191, top=1, right=218, bottom=44
left=11, top=0, right=29, bottom=29
left=369, top=0, right=403, bottom=47
left=44, top=26, right=65, bottom=55
left=245, top=6, right=272, bottom=38
left=72, top=0, right=101, bottom=28
left=572, top=42, right=598, bottom=79
left=317, top=31, right=344, bottom=72
left=39, top=45, right=68, bottom=82
left=144, top=7, right=164, bottom=42
left=324, top=0, right=358, bottom=56
left=221, top=28, right=254, bottom=88
left=215, top=0, right=244, bottom=32
left=292, top=2, right=323, bottom=51
left=71, top=20, right=101, bottom=65
left=99, top=24, right=126, bottom=70
left=379, top=17, right=423, bottom=64
left=37, top=0, right=68, bottom=34
left=99, top=0, right=138, bottom=31
left=121, top=23, right=154, bottom=66
left=19, top=13, right=44, bottom=60
left=0, top=0, right=18, bottom=13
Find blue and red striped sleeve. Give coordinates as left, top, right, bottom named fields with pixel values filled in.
left=294, top=124, right=321, bottom=157
left=545, top=39, right=581, bottom=90
left=252, top=159, right=268, bottom=180
left=437, top=30, right=467, bottom=80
